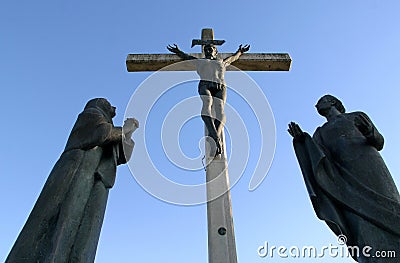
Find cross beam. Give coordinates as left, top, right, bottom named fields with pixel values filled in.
left=126, top=53, right=291, bottom=72
left=126, top=28, right=291, bottom=72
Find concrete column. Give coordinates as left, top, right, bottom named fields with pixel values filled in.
left=206, top=157, right=237, bottom=263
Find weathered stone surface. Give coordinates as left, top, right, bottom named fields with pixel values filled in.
left=206, top=158, right=237, bottom=263
left=126, top=53, right=292, bottom=72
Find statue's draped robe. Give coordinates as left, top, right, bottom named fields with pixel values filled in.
left=293, top=112, right=400, bottom=262
left=7, top=103, right=134, bottom=263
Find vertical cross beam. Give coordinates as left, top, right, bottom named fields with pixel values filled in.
left=201, top=28, right=213, bottom=53
left=200, top=28, right=238, bottom=263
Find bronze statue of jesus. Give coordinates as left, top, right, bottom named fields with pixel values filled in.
left=167, top=43, right=249, bottom=155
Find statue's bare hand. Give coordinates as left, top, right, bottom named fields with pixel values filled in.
left=167, top=44, right=181, bottom=54
left=238, top=44, right=250, bottom=53
left=288, top=122, right=305, bottom=142
left=354, top=114, right=373, bottom=136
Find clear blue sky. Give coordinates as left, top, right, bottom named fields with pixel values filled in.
left=1, top=1, right=400, bottom=262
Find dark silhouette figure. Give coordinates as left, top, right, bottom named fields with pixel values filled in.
left=288, top=95, right=400, bottom=262
left=7, top=98, right=138, bottom=263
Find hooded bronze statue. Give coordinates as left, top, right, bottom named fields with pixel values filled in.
left=288, top=95, right=400, bottom=262
left=7, top=98, right=138, bottom=263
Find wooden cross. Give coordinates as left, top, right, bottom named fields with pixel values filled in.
left=126, top=28, right=291, bottom=263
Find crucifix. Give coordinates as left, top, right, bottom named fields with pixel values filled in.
left=126, top=28, right=291, bottom=263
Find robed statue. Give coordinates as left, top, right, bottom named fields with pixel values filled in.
left=288, top=95, right=400, bottom=262
left=7, top=98, right=139, bottom=263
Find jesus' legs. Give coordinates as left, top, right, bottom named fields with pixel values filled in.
left=200, top=96, right=221, bottom=155
left=213, top=89, right=226, bottom=139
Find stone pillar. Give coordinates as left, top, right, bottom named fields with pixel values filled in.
left=206, top=157, right=237, bottom=263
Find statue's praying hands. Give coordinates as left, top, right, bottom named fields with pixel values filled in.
left=123, top=117, right=139, bottom=139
